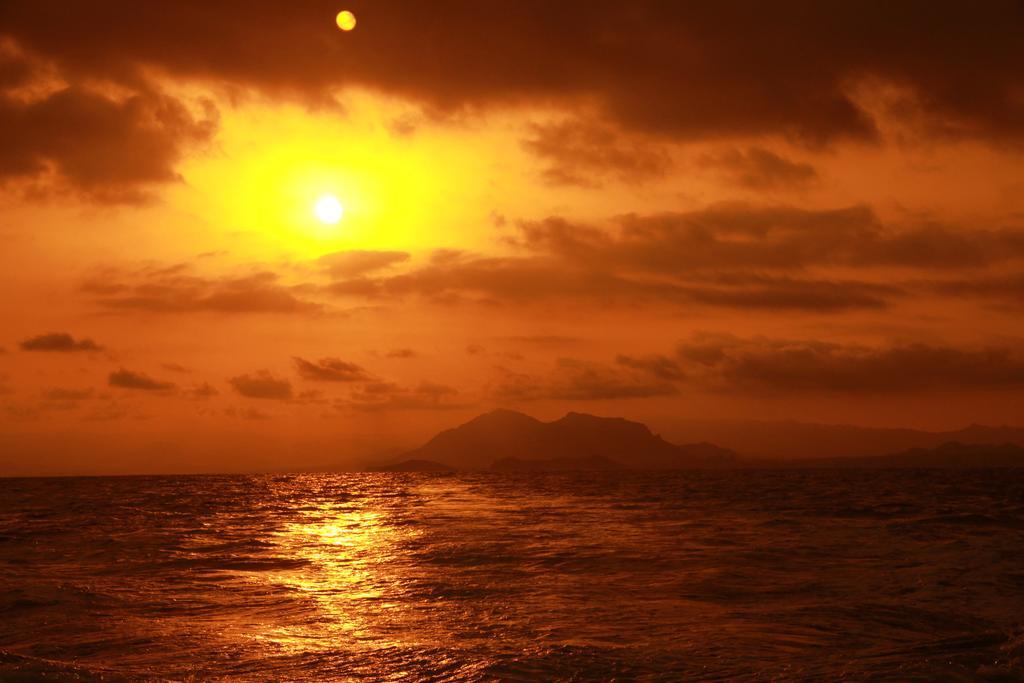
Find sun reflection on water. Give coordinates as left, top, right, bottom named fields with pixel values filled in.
left=249, top=484, right=421, bottom=655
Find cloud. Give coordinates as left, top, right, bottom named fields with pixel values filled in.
left=343, top=381, right=467, bottom=412
left=317, top=250, right=410, bottom=278
left=492, top=358, right=678, bottom=402
left=225, top=406, right=272, bottom=421
left=927, top=274, right=1024, bottom=308
left=39, top=387, right=95, bottom=411
left=517, top=207, right=1024, bottom=272
left=483, top=335, right=1024, bottom=400
left=385, top=348, right=417, bottom=358
left=161, top=362, right=190, bottom=373
left=522, top=119, right=671, bottom=186
left=500, top=335, right=583, bottom=347
left=674, top=334, right=1024, bottom=394
left=327, top=252, right=898, bottom=312
left=0, top=78, right=216, bottom=202
left=108, top=369, right=175, bottom=391
left=699, top=147, right=818, bottom=190
left=615, top=354, right=685, bottom=382
left=5, top=2, right=1024, bottom=144
left=42, top=388, right=94, bottom=401
left=676, top=274, right=897, bottom=311
left=186, top=382, right=219, bottom=399
left=20, top=332, right=101, bottom=352
left=293, top=357, right=371, bottom=382
left=314, top=202, right=1024, bottom=314
left=83, top=266, right=322, bottom=315
left=228, top=370, right=293, bottom=400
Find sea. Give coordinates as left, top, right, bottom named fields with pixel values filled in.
left=1, top=470, right=1023, bottom=681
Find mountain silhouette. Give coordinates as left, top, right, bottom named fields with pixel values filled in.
left=363, top=414, right=1024, bottom=472
left=386, top=409, right=737, bottom=470
left=656, top=419, right=1024, bottom=460
left=490, top=455, right=624, bottom=472
left=798, top=441, right=1024, bottom=468
left=367, top=459, right=455, bottom=473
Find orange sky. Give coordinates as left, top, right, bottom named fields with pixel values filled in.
left=2, top=1, right=1024, bottom=474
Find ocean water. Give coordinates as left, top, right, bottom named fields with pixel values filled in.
left=1, top=470, right=1023, bottom=681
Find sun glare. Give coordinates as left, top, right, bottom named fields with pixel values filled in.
left=336, top=10, right=356, bottom=32
left=169, top=95, right=500, bottom=259
left=314, top=195, right=344, bottom=224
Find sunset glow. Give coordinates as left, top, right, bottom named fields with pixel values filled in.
left=2, top=4, right=1024, bottom=681
left=0, top=2, right=1021, bottom=471
left=314, top=195, right=344, bottom=225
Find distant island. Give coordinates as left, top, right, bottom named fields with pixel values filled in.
left=490, top=455, right=624, bottom=472
left=365, top=410, right=1024, bottom=472
left=792, top=441, right=1024, bottom=469
left=367, top=459, right=455, bottom=473
left=371, top=409, right=737, bottom=471
left=656, top=419, right=1024, bottom=460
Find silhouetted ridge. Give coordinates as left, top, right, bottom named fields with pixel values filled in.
left=367, top=459, right=454, bottom=473
left=490, top=455, right=624, bottom=472
left=395, top=410, right=737, bottom=470
left=658, top=418, right=1024, bottom=460
left=802, top=441, right=1024, bottom=469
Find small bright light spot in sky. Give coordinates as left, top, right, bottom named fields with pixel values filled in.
left=336, top=10, right=356, bottom=31
left=314, top=195, right=344, bottom=224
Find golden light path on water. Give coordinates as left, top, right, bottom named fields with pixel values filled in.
left=236, top=476, right=531, bottom=665
left=264, top=503, right=408, bottom=652
left=3, top=472, right=1024, bottom=680
left=222, top=477, right=467, bottom=661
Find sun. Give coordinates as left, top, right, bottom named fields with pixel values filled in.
left=314, top=194, right=344, bottom=224
left=336, top=10, right=356, bottom=32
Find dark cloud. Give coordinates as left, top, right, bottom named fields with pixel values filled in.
left=186, top=382, right=219, bottom=399
left=42, top=388, right=94, bottom=401
left=854, top=225, right=1024, bottom=269
left=293, top=356, right=371, bottom=382
left=295, top=389, right=327, bottom=405
left=39, top=387, right=96, bottom=411
left=516, top=208, right=877, bottom=273
left=228, top=371, right=293, bottom=400
left=109, top=369, right=175, bottom=391
left=20, top=332, right=101, bottom=352
left=328, top=256, right=621, bottom=304
left=225, top=406, right=272, bottom=421
left=317, top=203, right=1024, bottom=313
left=161, top=363, right=191, bottom=373
left=522, top=120, right=671, bottom=186
left=615, top=354, right=686, bottom=382
left=674, top=335, right=1024, bottom=394
left=927, top=274, right=1024, bottom=307
left=517, top=207, right=1024, bottom=273
left=83, top=267, right=322, bottom=315
left=386, top=348, right=417, bottom=358
left=493, top=358, right=678, bottom=402
left=82, top=403, right=133, bottom=422
left=677, top=274, right=897, bottom=312
left=343, top=380, right=466, bottom=412
left=0, top=77, right=216, bottom=202
left=317, top=250, right=410, bottom=278
left=4, top=1, right=1024, bottom=145
left=500, top=335, right=584, bottom=347
left=327, top=252, right=897, bottom=312
left=700, top=147, right=818, bottom=190
left=0, top=46, right=32, bottom=90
